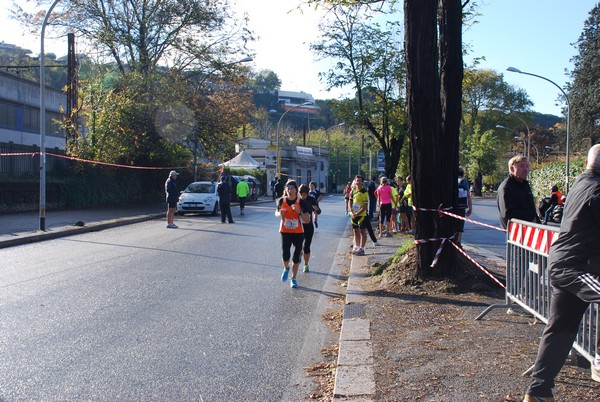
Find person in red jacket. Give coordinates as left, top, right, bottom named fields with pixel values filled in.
left=543, top=185, right=564, bottom=224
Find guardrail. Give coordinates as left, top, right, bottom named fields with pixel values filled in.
left=476, top=219, right=597, bottom=365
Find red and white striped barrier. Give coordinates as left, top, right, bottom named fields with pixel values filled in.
left=507, top=220, right=559, bottom=256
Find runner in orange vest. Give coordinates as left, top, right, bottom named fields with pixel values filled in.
left=275, top=180, right=310, bottom=288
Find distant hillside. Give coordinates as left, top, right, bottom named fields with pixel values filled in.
left=532, top=112, right=562, bottom=129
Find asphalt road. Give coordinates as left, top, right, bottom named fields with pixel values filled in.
left=0, top=196, right=350, bottom=401
left=462, top=196, right=507, bottom=258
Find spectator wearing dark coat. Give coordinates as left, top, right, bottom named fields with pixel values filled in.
left=217, top=176, right=234, bottom=224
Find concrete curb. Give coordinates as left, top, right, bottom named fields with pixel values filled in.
left=333, top=254, right=375, bottom=401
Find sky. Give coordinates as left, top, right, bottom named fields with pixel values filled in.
left=0, top=0, right=598, bottom=116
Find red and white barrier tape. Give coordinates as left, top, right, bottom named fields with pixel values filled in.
left=413, top=203, right=506, bottom=232
left=0, top=151, right=229, bottom=173
left=450, top=240, right=506, bottom=289
left=0, top=152, right=37, bottom=157
left=440, top=209, right=506, bottom=232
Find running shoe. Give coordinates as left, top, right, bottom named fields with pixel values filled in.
left=290, top=278, right=298, bottom=288
left=303, top=265, right=310, bottom=273
left=373, top=241, right=380, bottom=246
left=354, top=248, right=365, bottom=256
left=281, top=268, right=289, bottom=282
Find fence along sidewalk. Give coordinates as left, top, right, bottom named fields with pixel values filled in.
left=476, top=219, right=598, bottom=366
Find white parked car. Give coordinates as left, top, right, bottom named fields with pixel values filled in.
left=177, top=181, right=219, bottom=216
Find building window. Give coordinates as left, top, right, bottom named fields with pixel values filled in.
left=0, top=100, right=17, bottom=130
left=307, top=170, right=312, bottom=183
left=22, top=106, right=39, bottom=133
left=296, top=169, right=301, bottom=183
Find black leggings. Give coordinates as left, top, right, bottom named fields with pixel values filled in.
left=302, top=223, right=314, bottom=254
left=281, top=232, right=304, bottom=263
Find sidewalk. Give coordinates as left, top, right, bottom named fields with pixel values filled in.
left=334, top=233, right=599, bottom=401
left=0, top=197, right=274, bottom=249
left=0, top=203, right=165, bottom=249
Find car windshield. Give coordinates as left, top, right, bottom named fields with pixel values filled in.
left=185, top=183, right=215, bottom=193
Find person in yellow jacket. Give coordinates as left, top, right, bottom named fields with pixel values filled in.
left=236, top=177, right=250, bottom=215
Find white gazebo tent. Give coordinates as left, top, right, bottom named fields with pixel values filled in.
left=220, top=149, right=261, bottom=169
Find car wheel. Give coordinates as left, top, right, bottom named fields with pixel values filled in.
left=212, top=202, right=219, bottom=216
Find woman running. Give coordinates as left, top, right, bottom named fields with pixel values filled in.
left=276, top=180, right=310, bottom=288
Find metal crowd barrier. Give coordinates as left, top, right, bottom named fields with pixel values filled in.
left=476, top=219, right=598, bottom=365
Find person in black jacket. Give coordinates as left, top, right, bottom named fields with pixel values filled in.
left=497, top=155, right=540, bottom=229
left=165, top=170, right=179, bottom=229
left=523, top=145, right=600, bottom=401
left=217, top=176, right=234, bottom=224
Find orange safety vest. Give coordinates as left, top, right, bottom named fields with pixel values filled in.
left=553, top=190, right=564, bottom=205
left=279, top=197, right=304, bottom=234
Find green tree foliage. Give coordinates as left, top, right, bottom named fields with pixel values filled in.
left=462, top=67, right=531, bottom=135
left=311, top=2, right=407, bottom=178
left=75, top=71, right=189, bottom=167
left=12, top=0, right=254, bottom=170
left=460, top=67, right=532, bottom=192
left=463, top=125, right=501, bottom=182
left=569, top=4, right=600, bottom=145
left=13, top=0, right=252, bottom=76
left=250, top=69, right=281, bottom=93
left=529, top=156, right=586, bottom=202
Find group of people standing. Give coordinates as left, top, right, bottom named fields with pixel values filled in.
left=275, top=179, right=323, bottom=288
left=344, top=174, right=415, bottom=256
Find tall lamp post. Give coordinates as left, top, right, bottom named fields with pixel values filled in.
left=493, top=108, right=531, bottom=160
left=276, top=101, right=314, bottom=179
left=507, top=66, right=571, bottom=192
left=496, top=124, right=529, bottom=159
left=191, top=56, right=253, bottom=181
left=318, top=122, right=345, bottom=191
left=39, top=0, right=62, bottom=231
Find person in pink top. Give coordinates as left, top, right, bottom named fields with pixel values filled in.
left=375, top=176, right=394, bottom=237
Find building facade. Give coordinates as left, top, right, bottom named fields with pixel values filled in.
left=235, top=137, right=331, bottom=194
left=0, top=70, right=66, bottom=150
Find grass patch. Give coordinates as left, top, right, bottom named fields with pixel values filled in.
left=372, top=239, right=415, bottom=276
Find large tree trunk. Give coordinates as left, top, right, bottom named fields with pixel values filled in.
left=405, top=0, right=462, bottom=278
left=437, top=0, right=463, bottom=272
left=405, top=0, right=442, bottom=278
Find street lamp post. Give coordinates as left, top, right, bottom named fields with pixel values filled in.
left=276, top=101, right=313, bottom=179
left=493, top=108, right=531, bottom=160
left=318, top=123, right=345, bottom=192
left=507, top=66, right=571, bottom=192
left=496, top=124, right=530, bottom=159
left=39, top=0, right=62, bottom=231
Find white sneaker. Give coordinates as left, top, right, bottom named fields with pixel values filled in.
left=373, top=241, right=380, bottom=246
left=592, top=363, right=600, bottom=382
